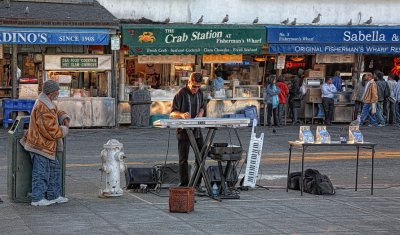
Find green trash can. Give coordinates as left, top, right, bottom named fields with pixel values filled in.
left=7, top=116, right=66, bottom=203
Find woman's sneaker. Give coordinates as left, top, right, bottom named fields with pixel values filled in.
left=31, top=199, right=54, bottom=206
left=50, top=196, right=68, bottom=204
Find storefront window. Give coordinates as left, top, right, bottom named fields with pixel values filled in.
left=46, top=71, right=109, bottom=98
left=364, top=55, right=398, bottom=78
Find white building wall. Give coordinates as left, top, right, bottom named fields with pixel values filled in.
left=98, top=0, right=400, bottom=25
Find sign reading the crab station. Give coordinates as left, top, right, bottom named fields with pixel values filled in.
left=122, top=24, right=265, bottom=55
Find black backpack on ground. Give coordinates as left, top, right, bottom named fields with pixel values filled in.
left=288, top=172, right=302, bottom=190
left=288, top=169, right=335, bottom=195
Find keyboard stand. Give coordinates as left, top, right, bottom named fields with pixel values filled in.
left=153, top=118, right=250, bottom=200
left=188, top=127, right=244, bottom=200
left=187, top=127, right=215, bottom=197
left=216, top=160, right=240, bottom=199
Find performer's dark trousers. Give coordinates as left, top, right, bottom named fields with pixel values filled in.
left=322, top=97, right=334, bottom=125
left=177, top=129, right=204, bottom=187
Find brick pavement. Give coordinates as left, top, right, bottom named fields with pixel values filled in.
left=1, top=125, right=400, bottom=234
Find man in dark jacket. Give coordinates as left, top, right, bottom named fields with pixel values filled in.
left=375, top=71, right=390, bottom=126
left=170, top=72, right=206, bottom=189
left=289, top=76, right=302, bottom=125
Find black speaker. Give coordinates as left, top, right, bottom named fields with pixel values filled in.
left=156, top=164, right=191, bottom=187
left=207, top=165, right=238, bottom=187
left=125, top=167, right=157, bottom=189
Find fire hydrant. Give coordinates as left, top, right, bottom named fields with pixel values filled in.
left=99, top=139, right=126, bottom=197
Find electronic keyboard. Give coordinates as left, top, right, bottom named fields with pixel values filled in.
left=153, top=118, right=250, bottom=128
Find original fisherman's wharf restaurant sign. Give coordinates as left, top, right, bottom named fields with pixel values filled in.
left=0, top=27, right=110, bottom=45
left=122, top=24, right=266, bottom=55
left=266, top=26, right=400, bottom=54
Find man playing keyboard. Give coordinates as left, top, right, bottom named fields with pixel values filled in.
left=170, top=72, right=206, bottom=190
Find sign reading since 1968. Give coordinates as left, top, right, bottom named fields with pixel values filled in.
left=61, top=57, right=98, bottom=68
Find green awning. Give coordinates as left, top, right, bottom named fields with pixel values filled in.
left=122, top=24, right=266, bottom=55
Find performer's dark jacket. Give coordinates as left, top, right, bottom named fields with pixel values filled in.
left=172, top=86, right=206, bottom=138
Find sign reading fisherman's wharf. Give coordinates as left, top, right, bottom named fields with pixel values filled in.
left=122, top=24, right=266, bottom=55
left=162, top=29, right=263, bottom=44
left=266, top=26, right=400, bottom=44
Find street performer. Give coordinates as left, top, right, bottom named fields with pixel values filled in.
left=20, top=80, right=71, bottom=206
left=170, top=72, right=206, bottom=189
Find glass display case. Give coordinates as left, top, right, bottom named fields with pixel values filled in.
left=232, top=85, right=261, bottom=98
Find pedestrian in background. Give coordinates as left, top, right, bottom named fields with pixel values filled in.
left=276, top=75, right=289, bottom=126
left=386, top=74, right=397, bottom=125
left=212, top=71, right=225, bottom=92
left=20, top=80, right=70, bottom=206
left=375, top=71, right=390, bottom=126
left=288, top=75, right=302, bottom=125
left=352, top=74, right=366, bottom=120
left=393, top=79, right=400, bottom=128
left=264, top=75, right=281, bottom=127
left=359, top=73, right=378, bottom=128
left=331, top=71, right=342, bottom=92
left=321, top=77, right=337, bottom=125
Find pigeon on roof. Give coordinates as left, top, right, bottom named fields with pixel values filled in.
left=347, top=19, right=352, bottom=26
left=281, top=18, right=289, bottom=25
left=222, top=14, right=229, bottom=23
left=364, top=16, right=373, bottom=25
left=290, top=18, right=297, bottom=25
left=312, top=13, right=321, bottom=24
left=196, top=15, right=203, bottom=24
left=252, top=17, right=259, bottom=24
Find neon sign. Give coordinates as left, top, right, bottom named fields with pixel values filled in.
left=285, top=61, right=305, bottom=69
left=391, top=57, right=400, bottom=76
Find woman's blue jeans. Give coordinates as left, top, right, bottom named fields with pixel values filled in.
left=31, top=153, right=61, bottom=202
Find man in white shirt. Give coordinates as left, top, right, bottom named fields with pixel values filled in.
left=321, top=77, right=337, bottom=125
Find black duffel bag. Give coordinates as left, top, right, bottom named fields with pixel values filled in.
left=303, top=169, right=335, bottom=195
left=288, top=169, right=335, bottom=195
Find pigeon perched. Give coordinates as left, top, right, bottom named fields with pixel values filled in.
left=281, top=18, right=289, bottom=25
left=347, top=19, right=352, bottom=26
left=312, top=13, right=321, bottom=24
left=364, top=16, right=373, bottom=25
left=163, top=17, right=170, bottom=23
left=222, top=14, right=229, bottom=23
left=290, top=18, right=297, bottom=25
left=24, top=6, right=29, bottom=14
left=196, top=15, right=203, bottom=24
left=252, top=17, right=259, bottom=24
left=138, top=17, right=154, bottom=24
